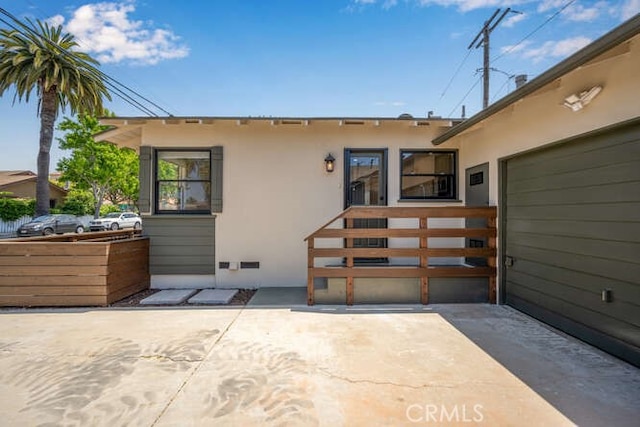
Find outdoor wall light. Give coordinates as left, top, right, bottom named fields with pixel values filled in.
left=324, top=154, right=335, bottom=173
left=563, top=85, right=602, bottom=112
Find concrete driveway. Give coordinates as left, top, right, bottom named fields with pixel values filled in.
left=0, top=289, right=638, bottom=426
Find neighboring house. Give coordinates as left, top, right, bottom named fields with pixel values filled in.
left=98, top=16, right=639, bottom=365
left=0, top=170, right=67, bottom=208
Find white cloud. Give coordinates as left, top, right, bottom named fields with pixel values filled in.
left=500, top=40, right=531, bottom=54
left=537, top=0, right=566, bottom=13
left=55, top=1, right=188, bottom=65
left=620, top=0, right=640, bottom=20
left=562, top=2, right=607, bottom=22
left=351, top=0, right=533, bottom=12
left=502, top=12, right=526, bottom=27
left=46, top=14, right=65, bottom=27
left=383, top=0, right=399, bottom=9
left=521, top=36, right=591, bottom=63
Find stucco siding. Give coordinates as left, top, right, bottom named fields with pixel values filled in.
left=140, top=121, right=460, bottom=287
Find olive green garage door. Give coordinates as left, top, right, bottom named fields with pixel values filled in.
left=501, top=120, right=640, bottom=367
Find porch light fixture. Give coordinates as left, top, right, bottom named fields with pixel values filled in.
left=324, top=154, right=335, bottom=173
left=563, top=85, right=602, bottom=112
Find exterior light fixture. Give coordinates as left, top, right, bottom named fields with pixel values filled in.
left=563, top=86, right=602, bottom=112
left=324, top=154, right=335, bottom=173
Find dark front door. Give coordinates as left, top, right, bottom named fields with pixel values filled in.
left=344, top=149, right=388, bottom=262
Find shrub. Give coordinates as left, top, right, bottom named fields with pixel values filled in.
left=0, top=197, right=35, bottom=221
left=99, top=204, right=122, bottom=216
left=60, top=189, right=94, bottom=216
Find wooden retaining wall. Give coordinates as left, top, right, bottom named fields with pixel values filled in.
left=0, top=231, right=149, bottom=307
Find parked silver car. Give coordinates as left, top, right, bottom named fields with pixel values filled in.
left=89, top=212, right=142, bottom=231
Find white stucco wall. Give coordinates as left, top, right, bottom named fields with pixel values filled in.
left=140, top=120, right=461, bottom=288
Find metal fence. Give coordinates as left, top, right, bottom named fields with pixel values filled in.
left=0, top=215, right=94, bottom=238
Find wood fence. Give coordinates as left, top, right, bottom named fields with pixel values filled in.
left=0, top=230, right=149, bottom=307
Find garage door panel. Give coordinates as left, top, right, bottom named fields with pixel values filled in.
left=506, top=231, right=640, bottom=264
left=507, top=161, right=640, bottom=194
left=505, top=284, right=640, bottom=347
left=507, top=269, right=640, bottom=327
left=507, top=203, right=640, bottom=223
left=504, top=121, right=640, bottom=366
left=506, top=132, right=640, bottom=181
left=506, top=220, right=640, bottom=244
left=506, top=294, right=640, bottom=366
left=507, top=258, right=640, bottom=303
left=507, top=181, right=639, bottom=207
left=507, top=285, right=638, bottom=344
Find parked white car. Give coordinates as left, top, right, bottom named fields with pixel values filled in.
left=89, top=212, right=142, bottom=231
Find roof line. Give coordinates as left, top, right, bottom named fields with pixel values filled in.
left=432, top=13, right=640, bottom=145
left=99, top=115, right=462, bottom=122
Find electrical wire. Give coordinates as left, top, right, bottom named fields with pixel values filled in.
left=436, top=48, right=473, bottom=107
left=0, top=7, right=173, bottom=117
left=491, top=0, right=577, bottom=65
left=445, top=0, right=577, bottom=114
left=448, top=74, right=482, bottom=118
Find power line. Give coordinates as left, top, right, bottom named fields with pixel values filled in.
left=447, top=0, right=575, bottom=115
left=0, top=7, right=173, bottom=117
left=448, top=74, right=482, bottom=118
left=436, top=49, right=472, bottom=107
left=490, top=0, right=577, bottom=65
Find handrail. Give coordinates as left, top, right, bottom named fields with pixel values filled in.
left=306, top=206, right=497, bottom=306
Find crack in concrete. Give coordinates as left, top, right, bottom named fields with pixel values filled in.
left=317, top=368, right=522, bottom=390
left=316, top=367, right=456, bottom=390
left=150, top=308, right=246, bottom=427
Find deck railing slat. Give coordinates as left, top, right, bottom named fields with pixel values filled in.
left=306, top=206, right=497, bottom=306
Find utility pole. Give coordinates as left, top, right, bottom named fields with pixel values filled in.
left=468, top=8, right=512, bottom=109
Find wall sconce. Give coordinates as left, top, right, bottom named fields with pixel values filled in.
left=324, top=153, right=335, bottom=173
left=563, top=86, right=602, bottom=112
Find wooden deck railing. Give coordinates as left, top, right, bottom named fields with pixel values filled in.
left=304, top=206, right=497, bottom=306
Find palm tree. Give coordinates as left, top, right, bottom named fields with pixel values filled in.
left=0, top=19, right=110, bottom=216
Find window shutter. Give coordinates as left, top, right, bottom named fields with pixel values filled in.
left=211, top=146, right=223, bottom=213
left=139, top=146, right=152, bottom=214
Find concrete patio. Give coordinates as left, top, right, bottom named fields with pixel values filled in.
left=0, top=288, right=638, bottom=426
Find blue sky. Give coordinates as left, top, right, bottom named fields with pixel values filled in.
left=0, top=0, right=638, bottom=171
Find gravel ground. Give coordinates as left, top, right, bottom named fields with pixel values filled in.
left=108, top=288, right=257, bottom=307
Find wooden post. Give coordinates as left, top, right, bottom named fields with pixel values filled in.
left=307, top=238, right=315, bottom=305
left=346, top=218, right=354, bottom=305
left=419, top=217, right=429, bottom=304
left=487, top=216, right=497, bottom=304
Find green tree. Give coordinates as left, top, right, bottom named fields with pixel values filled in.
left=104, top=147, right=139, bottom=209
left=60, top=188, right=94, bottom=216
left=57, top=114, right=139, bottom=218
left=0, top=19, right=110, bottom=216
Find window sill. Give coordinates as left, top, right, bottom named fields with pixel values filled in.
left=397, top=199, right=463, bottom=203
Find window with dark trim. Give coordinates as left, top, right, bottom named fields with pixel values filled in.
left=400, top=150, right=457, bottom=200
left=155, top=150, right=211, bottom=213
